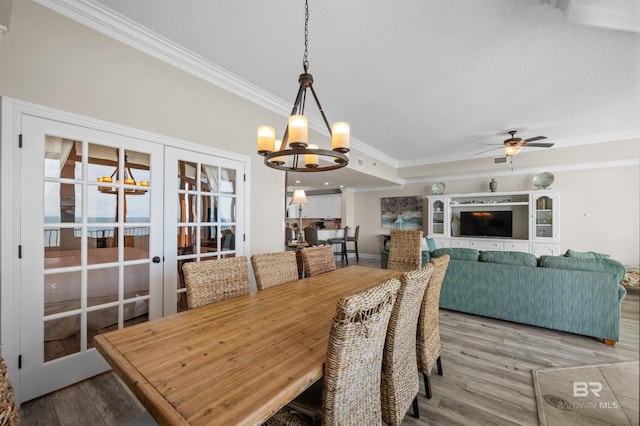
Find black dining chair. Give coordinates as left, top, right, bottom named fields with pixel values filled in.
left=328, top=226, right=348, bottom=265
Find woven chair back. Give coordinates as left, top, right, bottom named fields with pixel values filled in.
left=417, top=254, right=450, bottom=374
left=301, top=245, right=336, bottom=276
left=182, top=256, right=250, bottom=309
left=323, top=277, right=401, bottom=425
left=381, top=265, right=434, bottom=426
left=0, top=354, right=20, bottom=426
left=387, top=230, right=423, bottom=272
left=251, top=251, right=299, bottom=290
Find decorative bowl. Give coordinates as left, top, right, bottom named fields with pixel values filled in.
left=533, top=172, right=554, bottom=189
left=431, top=182, right=445, bottom=195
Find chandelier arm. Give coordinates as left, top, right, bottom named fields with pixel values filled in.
left=308, top=85, right=333, bottom=135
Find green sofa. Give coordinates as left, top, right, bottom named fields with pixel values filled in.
left=382, top=246, right=627, bottom=343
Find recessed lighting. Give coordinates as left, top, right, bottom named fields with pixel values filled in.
left=295, top=180, right=301, bottom=184
left=340, top=185, right=344, bottom=188
left=324, top=182, right=329, bottom=185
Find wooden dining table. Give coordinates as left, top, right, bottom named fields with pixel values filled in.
left=94, top=265, right=403, bottom=426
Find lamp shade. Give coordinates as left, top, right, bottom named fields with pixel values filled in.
left=290, top=189, right=309, bottom=205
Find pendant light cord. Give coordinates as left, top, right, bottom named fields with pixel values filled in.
left=303, top=0, right=309, bottom=73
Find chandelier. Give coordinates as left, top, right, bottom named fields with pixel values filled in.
left=256, top=0, right=350, bottom=172
left=97, top=155, right=148, bottom=195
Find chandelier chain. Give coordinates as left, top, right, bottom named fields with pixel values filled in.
left=303, top=0, right=309, bottom=72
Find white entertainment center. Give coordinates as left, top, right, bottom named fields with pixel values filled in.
left=427, top=190, right=560, bottom=256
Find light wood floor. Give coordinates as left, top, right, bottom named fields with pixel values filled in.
left=20, top=258, right=640, bottom=426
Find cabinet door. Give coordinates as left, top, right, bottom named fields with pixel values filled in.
left=328, top=196, right=342, bottom=218
left=427, top=196, right=449, bottom=237
left=301, top=198, right=317, bottom=218
left=531, top=192, right=559, bottom=242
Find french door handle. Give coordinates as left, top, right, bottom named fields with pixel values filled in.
left=152, top=256, right=161, bottom=263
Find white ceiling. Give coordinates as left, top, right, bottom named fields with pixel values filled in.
left=54, top=0, right=640, bottom=189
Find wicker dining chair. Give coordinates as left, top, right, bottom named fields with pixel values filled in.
left=182, top=256, right=250, bottom=309
left=381, top=265, right=434, bottom=425
left=300, top=245, right=336, bottom=276
left=387, top=230, right=423, bottom=272
left=251, top=251, right=299, bottom=291
left=265, top=277, right=401, bottom=426
left=417, top=254, right=451, bottom=399
left=0, top=354, right=20, bottom=426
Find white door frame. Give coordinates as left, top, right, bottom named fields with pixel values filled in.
left=0, top=97, right=251, bottom=404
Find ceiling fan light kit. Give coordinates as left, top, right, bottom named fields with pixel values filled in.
left=256, top=0, right=349, bottom=173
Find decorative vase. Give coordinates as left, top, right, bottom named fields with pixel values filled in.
left=451, top=215, right=461, bottom=237
left=431, top=182, right=445, bottom=195
left=533, top=172, right=554, bottom=189
left=489, top=178, right=498, bottom=192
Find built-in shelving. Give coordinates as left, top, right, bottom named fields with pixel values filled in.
left=427, top=190, right=560, bottom=255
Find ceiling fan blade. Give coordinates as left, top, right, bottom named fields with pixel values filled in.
left=524, top=142, right=555, bottom=148
left=524, top=136, right=547, bottom=143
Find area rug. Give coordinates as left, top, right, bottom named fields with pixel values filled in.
left=533, top=361, right=639, bottom=426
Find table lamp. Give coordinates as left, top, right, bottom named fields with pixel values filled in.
left=290, top=189, right=309, bottom=242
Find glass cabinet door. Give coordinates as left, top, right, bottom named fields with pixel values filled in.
left=531, top=192, right=559, bottom=241
left=428, top=196, right=449, bottom=237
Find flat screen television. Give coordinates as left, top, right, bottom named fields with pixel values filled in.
left=460, top=211, right=513, bottom=238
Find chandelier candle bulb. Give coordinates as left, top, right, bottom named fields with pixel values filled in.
left=269, top=139, right=285, bottom=165
left=331, top=122, right=350, bottom=153
left=305, top=144, right=319, bottom=168
left=288, top=115, right=308, bottom=147
left=257, top=126, right=276, bottom=155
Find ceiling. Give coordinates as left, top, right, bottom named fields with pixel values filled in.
left=57, top=0, right=640, bottom=189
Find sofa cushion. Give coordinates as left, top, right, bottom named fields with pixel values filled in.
left=539, top=256, right=626, bottom=281
left=479, top=250, right=537, bottom=267
left=564, top=249, right=610, bottom=259
left=431, top=248, right=479, bottom=261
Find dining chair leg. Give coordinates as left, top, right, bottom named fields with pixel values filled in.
left=412, top=396, right=420, bottom=418
left=423, top=373, right=432, bottom=399
left=343, top=242, right=348, bottom=265
left=355, top=241, right=359, bottom=262
left=437, top=356, right=443, bottom=375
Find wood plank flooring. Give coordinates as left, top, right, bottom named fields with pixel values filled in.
left=19, top=258, right=640, bottom=426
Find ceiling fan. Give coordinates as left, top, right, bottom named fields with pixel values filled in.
left=496, top=130, right=554, bottom=156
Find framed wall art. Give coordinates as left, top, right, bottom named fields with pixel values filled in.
left=381, top=196, right=423, bottom=230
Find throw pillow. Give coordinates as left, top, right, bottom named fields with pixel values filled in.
left=426, top=238, right=437, bottom=251
left=431, top=247, right=479, bottom=261
left=420, top=238, right=428, bottom=251
left=564, top=249, right=610, bottom=259
left=479, top=250, right=537, bottom=267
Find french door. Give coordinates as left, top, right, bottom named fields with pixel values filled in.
left=163, top=147, right=245, bottom=314
left=20, top=116, right=164, bottom=401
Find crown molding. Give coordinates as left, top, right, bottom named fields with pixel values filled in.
left=33, top=0, right=399, bottom=170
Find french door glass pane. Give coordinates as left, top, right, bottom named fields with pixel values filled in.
left=44, top=315, right=80, bottom=362
left=44, top=271, right=81, bottom=315
left=174, top=159, right=239, bottom=312
left=42, top=137, right=154, bottom=364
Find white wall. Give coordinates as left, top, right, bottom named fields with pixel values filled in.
left=0, top=0, right=288, bottom=256
left=355, top=143, right=639, bottom=265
